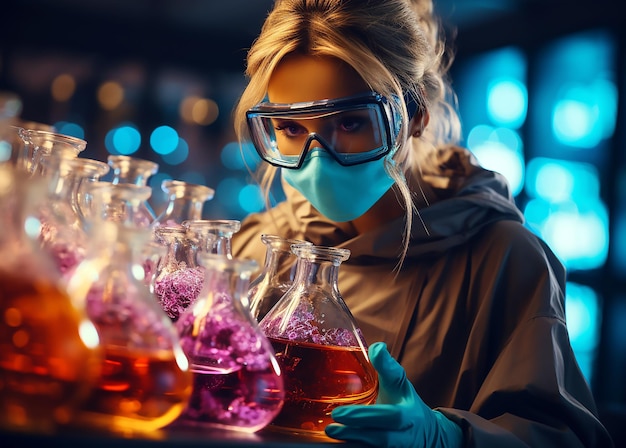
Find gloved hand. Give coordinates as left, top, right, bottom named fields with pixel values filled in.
left=325, top=342, right=463, bottom=448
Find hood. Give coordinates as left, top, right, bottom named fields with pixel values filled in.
left=281, top=146, right=525, bottom=264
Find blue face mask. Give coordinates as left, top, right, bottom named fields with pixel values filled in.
left=282, top=149, right=395, bottom=222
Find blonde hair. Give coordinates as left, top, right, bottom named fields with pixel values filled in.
left=233, top=0, right=461, bottom=265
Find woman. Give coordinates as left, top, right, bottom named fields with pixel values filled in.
left=230, top=0, right=614, bottom=446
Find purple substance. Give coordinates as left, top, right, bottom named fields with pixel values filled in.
left=175, top=289, right=285, bottom=432
left=49, top=241, right=84, bottom=274
left=85, top=285, right=173, bottom=350
left=154, top=266, right=205, bottom=320
left=262, top=302, right=362, bottom=347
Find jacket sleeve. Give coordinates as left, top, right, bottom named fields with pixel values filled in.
left=439, top=223, right=614, bottom=447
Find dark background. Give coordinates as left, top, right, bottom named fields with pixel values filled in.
left=2, top=0, right=625, bottom=444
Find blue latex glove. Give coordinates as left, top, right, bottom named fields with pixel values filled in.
left=325, top=342, right=463, bottom=448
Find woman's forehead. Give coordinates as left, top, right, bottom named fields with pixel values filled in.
left=267, top=54, right=369, bottom=104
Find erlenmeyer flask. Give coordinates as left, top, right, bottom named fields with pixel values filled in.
left=0, top=164, right=101, bottom=434
left=183, top=219, right=241, bottom=259
left=8, top=121, right=56, bottom=172
left=35, top=152, right=99, bottom=277
left=107, top=155, right=159, bottom=226
left=152, top=179, right=215, bottom=228
left=64, top=182, right=192, bottom=433
left=259, top=244, right=378, bottom=435
left=175, top=254, right=285, bottom=433
left=153, top=225, right=214, bottom=321
left=18, top=129, right=86, bottom=177
left=247, top=234, right=311, bottom=322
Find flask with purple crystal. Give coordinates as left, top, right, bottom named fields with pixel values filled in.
left=174, top=254, right=285, bottom=433
left=153, top=225, right=213, bottom=321
left=259, top=244, right=378, bottom=436
left=64, top=182, right=192, bottom=434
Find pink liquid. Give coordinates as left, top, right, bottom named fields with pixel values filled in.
left=177, top=364, right=285, bottom=433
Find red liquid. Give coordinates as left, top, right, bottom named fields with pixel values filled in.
left=0, top=272, right=101, bottom=433
left=268, top=337, right=378, bottom=434
left=177, top=363, right=285, bottom=433
left=76, top=346, right=192, bottom=433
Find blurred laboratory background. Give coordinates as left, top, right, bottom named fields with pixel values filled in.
left=2, top=0, right=625, bottom=442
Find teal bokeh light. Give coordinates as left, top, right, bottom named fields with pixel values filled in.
left=467, top=125, right=524, bottom=196
left=150, top=125, right=179, bottom=155
left=486, top=78, right=527, bottom=128
left=104, top=123, right=141, bottom=155
left=565, top=282, right=600, bottom=383
left=524, top=157, right=608, bottom=271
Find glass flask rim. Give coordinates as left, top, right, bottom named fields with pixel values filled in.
left=67, top=157, right=111, bottom=177
left=291, top=243, right=350, bottom=263
left=107, top=154, right=159, bottom=174
left=160, top=179, right=215, bottom=201
left=183, top=219, right=242, bottom=234
left=20, top=128, right=87, bottom=151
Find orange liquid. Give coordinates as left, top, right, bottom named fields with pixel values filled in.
left=0, top=272, right=101, bottom=433
left=75, top=345, right=192, bottom=433
left=268, top=337, right=378, bottom=434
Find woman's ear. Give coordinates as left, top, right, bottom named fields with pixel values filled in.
left=410, top=109, right=430, bottom=137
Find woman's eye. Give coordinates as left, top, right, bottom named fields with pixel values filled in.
left=338, top=115, right=367, bottom=132
left=274, top=121, right=306, bottom=137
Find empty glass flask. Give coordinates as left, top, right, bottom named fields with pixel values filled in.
left=0, top=164, right=101, bottom=434
left=183, top=219, right=241, bottom=259
left=107, top=155, right=159, bottom=226
left=247, top=234, right=312, bottom=322
left=174, top=254, right=285, bottom=433
left=64, top=182, right=192, bottom=434
left=259, top=244, right=378, bottom=435
left=152, top=180, right=215, bottom=228
left=18, top=129, right=86, bottom=177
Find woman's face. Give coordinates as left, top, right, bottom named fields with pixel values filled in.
left=267, top=54, right=375, bottom=156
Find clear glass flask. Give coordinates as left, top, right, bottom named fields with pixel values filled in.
left=247, top=234, right=311, bottom=322
left=107, top=155, right=159, bottom=226
left=183, top=219, right=241, bottom=259
left=175, top=254, right=285, bottom=433
left=0, top=164, right=101, bottom=434
left=18, top=129, right=86, bottom=176
left=152, top=180, right=215, bottom=228
left=35, top=155, right=110, bottom=277
left=260, top=244, right=378, bottom=435
left=65, top=182, right=192, bottom=434
left=153, top=225, right=214, bottom=321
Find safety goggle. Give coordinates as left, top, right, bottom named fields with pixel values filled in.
left=246, top=92, right=402, bottom=169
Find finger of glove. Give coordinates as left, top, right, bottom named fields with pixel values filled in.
left=331, top=403, right=412, bottom=430
left=369, top=342, right=416, bottom=405
left=326, top=422, right=413, bottom=448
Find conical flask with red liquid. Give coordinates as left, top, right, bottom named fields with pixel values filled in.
left=259, top=244, right=378, bottom=436
left=64, top=182, right=193, bottom=434
left=174, top=254, right=285, bottom=433
left=0, top=164, right=102, bottom=434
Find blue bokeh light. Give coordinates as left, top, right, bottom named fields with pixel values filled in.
left=486, top=78, right=527, bottom=128
left=53, top=121, right=85, bottom=140
left=220, top=141, right=261, bottom=171
left=565, top=282, right=600, bottom=382
left=104, top=123, right=141, bottom=155
left=150, top=125, right=179, bottom=155
left=162, top=137, right=189, bottom=165
left=238, top=184, right=264, bottom=214
left=467, top=125, right=524, bottom=196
